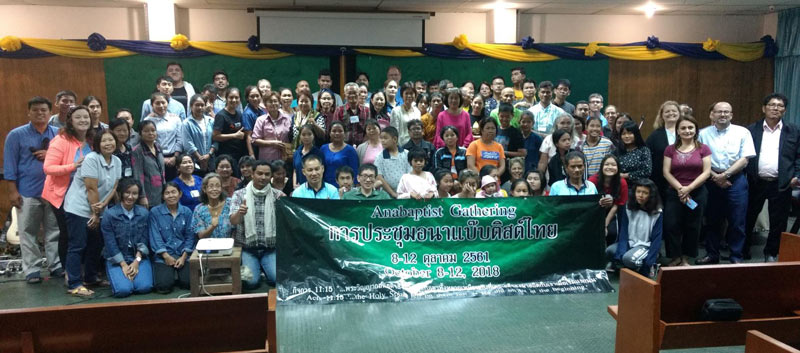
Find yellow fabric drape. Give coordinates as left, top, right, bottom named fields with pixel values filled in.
left=592, top=46, right=681, bottom=61
left=4, top=36, right=769, bottom=62
left=715, top=42, right=766, bottom=62
left=188, top=41, right=291, bottom=59
left=465, top=43, right=558, bottom=62
left=22, top=38, right=134, bottom=58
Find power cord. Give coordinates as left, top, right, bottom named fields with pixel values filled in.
left=198, top=253, right=212, bottom=296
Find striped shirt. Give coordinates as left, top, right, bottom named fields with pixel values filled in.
left=582, top=137, right=615, bottom=176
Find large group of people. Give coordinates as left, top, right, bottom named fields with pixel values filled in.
left=4, top=61, right=796, bottom=297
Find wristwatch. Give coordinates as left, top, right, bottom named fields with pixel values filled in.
left=135, top=255, right=142, bottom=263
left=724, top=172, right=731, bottom=179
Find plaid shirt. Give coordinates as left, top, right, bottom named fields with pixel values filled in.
left=229, top=187, right=284, bottom=249
left=333, top=103, right=370, bottom=145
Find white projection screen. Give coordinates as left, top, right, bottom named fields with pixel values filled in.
left=256, top=11, right=429, bottom=48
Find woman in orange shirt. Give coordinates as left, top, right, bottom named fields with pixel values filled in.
left=43, top=106, right=94, bottom=269
left=466, top=117, right=506, bottom=176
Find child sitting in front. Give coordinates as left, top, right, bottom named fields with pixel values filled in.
left=509, top=179, right=532, bottom=197
left=434, top=169, right=454, bottom=198
left=476, top=175, right=505, bottom=198
left=396, top=149, right=437, bottom=200
left=336, top=165, right=355, bottom=199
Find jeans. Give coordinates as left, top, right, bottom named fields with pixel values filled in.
left=65, top=212, right=104, bottom=289
left=19, top=197, right=61, bottom=277
left=745, top=178, right=791, bottom=257
left=663, top=186, right=708, bottom=259
left=51, top=202, right=69, bottom=270
left=704, top=174, right=748, bottom=261
left=153, top=261, right=191, bottom=294
left=106, top=259, right=153, bottom=298
left=241, top=248, right=276, bottom=289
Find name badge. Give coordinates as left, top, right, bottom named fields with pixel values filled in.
left=537, top=124, right=547, bottom=132
left=349, top=115, right=360, bottom=124
left=190, top=190, right=201, bottom=198
left=234, top=122, right=242, bottom=129
left=123, top=167, right=132, bottom=177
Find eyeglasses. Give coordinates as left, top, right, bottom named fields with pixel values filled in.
left=359, top=174, right=376, bottom=180
left=766, top=103, right=785, bottom=109
left=714, top=111, right=732, bottom=115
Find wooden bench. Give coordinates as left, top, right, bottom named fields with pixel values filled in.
left=608, top=232, right=800, bottom=353
left=746, top=330, right=800, bottom=353
left=0, top=289, right=277, bottom=353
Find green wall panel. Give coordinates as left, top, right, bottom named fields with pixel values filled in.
left=356, top=55, right=608, bottom=105
left=103, top=55, right=329, bottom=124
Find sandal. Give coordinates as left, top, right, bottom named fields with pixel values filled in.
left=67, top=286, right=94, bottom=298
left=26, top=274, right=42, bottom=284
left=84, top=279, right=110, bottom=287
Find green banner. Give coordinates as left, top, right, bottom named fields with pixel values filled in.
left=276, top=196, right=613, bottom=304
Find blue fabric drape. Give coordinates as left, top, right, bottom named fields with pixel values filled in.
left=107, top=40, right=211, bottom=57
left=775, top=7, right=800, bottom=125
left=419, top=44, right=483, bottom=59
left=0, top=43, right=55, bottom=59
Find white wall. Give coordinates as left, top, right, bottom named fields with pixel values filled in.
left=763, top=12, right=778, bottom=39
left=518, top=14, right=766, bottom=43
left=178, top=8, right=257, bottom=41
left=424, top=12, right=487, bottom=43
left=0, top=5, right=146, bottom=40
left=0, top=5, right=776, bottom=44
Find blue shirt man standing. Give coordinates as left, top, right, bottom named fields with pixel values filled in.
left=3, top=96, right=61, bottom=283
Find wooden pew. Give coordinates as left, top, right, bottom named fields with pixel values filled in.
left=608, top=232, right=800, bottom=353
left=0, top=289, right=278, bottom=353
left=745, top=330, right=800, bottom=353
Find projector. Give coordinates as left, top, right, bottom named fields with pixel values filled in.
left=196, top=238, right=234, bottom=256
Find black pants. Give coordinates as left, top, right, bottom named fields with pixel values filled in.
left=744, top=178, right=791, bottom=257
left=52, top=203, right=68, bottom=269
left=663, top=186, right=707, bottom=258
left=153, top=261, right=191, bottom=294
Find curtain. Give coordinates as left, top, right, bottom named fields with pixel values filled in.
left=775, top=7, right=800, bottom=125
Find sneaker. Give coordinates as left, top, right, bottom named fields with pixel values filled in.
left=26, top=273, right=42, bottom=284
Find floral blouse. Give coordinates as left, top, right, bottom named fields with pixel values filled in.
left=191, top=198, right=233, bottom=239
left=617, top=145, right=652, bottom=182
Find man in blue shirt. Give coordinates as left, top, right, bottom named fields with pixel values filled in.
left=696, top=102, right=756, bottom=264
left=212, top=70, right=242, bottom=114
left=292, top=154, right=339, bottom=199
left=141, top=76, right=187, bottom=121
left=3, top=96, right=62, bottom=283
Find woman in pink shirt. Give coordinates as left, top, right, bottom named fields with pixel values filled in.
left=252, top=91, right=292, bottom=162
left=434, top=88, right=474, bottom=149
left=43, top=105, right=93, bottom=268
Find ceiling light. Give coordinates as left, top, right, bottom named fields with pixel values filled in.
left=636, top=2, right=663, bottom=18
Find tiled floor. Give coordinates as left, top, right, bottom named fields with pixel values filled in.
left=0, top=236, right=777, bottom=352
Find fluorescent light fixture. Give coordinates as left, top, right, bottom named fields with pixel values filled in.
left=636, top=1, right=663, bottom=18
left=478, top=1, right=523, bottom=10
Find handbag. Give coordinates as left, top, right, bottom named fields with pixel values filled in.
left=699, top=298, right=743, bottom=321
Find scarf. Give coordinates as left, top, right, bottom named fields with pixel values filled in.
left=244, top=181, right=276, bottom=246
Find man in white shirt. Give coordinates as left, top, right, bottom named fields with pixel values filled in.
left=744, top=93, right=800, bottom=262
left=696, top=102, right=756, bottom=264
left=527, top=81, right=565, bottom=137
